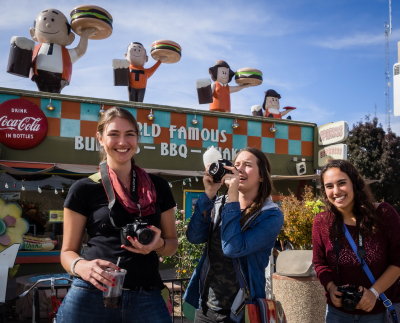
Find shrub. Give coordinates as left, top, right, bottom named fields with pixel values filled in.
left=279, top=186, right=324, bottom=250
left=163, top=210, right=204, bottom=279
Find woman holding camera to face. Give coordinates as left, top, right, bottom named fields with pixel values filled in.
left=58, top=107, right=178, bottom=323
left=184, top=147, right=284, bottom=323
left=312, top=159, right=400, bottom=322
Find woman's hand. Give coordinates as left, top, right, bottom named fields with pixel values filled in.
left=327, top=283, right=342, bottom=308
left=356, top=287, right=377, bottom=312
left=74, top=258, right=120, bottom=292
left=121, top=225, right=162, bottom=255
left=222, top=165, right=240, bottom=202
left=203, top=166, right=224, bottom=199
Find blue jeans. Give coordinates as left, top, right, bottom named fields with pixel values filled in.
left=326, top=304, right=385, bottom=323
left=56, top=278, right=171, bottom=323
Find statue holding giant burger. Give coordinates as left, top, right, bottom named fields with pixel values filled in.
left=7, top=6, right=113, bottom=93
left=197, top=60, right=262, bottom=112
left=112, top=40, right=182, bottom=102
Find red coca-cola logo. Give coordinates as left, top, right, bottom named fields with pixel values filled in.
left=0, top=98, right=48, bottom=149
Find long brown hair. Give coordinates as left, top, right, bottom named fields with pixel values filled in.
left=234, top=147, right=273, bottom=225
left=97, top=107, right=139, bottom=162
left=320, top=159, right=380, bottom=239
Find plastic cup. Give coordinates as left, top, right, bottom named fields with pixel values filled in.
left=103, top=268, right=126, bottom=308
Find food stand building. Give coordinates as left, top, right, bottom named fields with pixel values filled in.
left=0, top=86, right=319, bottom=273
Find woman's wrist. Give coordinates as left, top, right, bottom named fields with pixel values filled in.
left=155, top=238, right=166, bottom=253
left=326, top=282, right=335, bottom=293
left=369, top=287, right=379, bottom=299
left=70, top=257, right=85, bottom=277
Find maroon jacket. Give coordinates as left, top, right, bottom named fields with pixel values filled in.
left=312, top=202, right=400, bottom=315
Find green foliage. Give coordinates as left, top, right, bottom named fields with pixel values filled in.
left=347, top=116, right=400, bottom=211
left=163, top=210, right=204, bottom=279
left=279, top=186, right=324, bottom=249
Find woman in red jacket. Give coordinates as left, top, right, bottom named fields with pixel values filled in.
left=312, top=159, right=400, bottom=322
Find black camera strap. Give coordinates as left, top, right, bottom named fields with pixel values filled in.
left=100, top=161, right=116, bottom=211
left=99, top=161, right=139, bottom=229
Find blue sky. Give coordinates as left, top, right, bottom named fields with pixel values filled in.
left=1, top=0, right=400, bottom=135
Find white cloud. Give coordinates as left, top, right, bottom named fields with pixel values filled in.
left=312, top=28, right=400, bottom=50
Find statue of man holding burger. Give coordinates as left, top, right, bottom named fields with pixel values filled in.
left=7, top=6, right=112, bottom=93
left=30, top=9, right=95, bottom=93
left=125, top=42, right=161, bottom=102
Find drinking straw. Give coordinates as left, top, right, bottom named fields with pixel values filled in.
left=116, top=257, right=121, bottom=267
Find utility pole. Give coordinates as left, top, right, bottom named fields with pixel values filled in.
left=385, top=0, right=392, bottom=130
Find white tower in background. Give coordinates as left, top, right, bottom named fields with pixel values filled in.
left=391, top=0, right=400, bottom=117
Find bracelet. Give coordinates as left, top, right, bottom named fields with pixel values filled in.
left=70, top=257, right=84, bottom=277
left=369, top=287, right=379, bottom=299
left=156, top=238, right=166, bottom=253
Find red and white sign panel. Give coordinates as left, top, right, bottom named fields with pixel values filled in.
left=318, top=121, right=349, bottom=146
left=0, top=98, right=48, bottom=149
left=318, top=143, right=348, bottom=167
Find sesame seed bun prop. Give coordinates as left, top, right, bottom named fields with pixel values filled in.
left=70, top=5, right=113, bottom=40
left=150, top=40, right=181, bottom=63
left=235, top=68, right=263, bottom=86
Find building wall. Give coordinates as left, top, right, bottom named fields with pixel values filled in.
left=0, top=87, right=318, bottom=176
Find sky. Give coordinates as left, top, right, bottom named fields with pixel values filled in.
left=1, top=0, right=400, bottom=135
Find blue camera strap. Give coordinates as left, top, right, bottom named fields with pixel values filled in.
left=343, top=224, right=398, bottom=322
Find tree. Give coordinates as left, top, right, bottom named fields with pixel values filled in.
left=346, top=116, right=400, bottom=210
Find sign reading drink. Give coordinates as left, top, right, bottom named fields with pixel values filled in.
left=318, top=121, right=349, bottom=146
left=0, top=99, right=48, bottom=149
left=318, top=143, right=348, bottom=167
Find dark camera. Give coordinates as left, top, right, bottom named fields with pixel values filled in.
left=337, top=285, right=363, bottom=311
left=121, top=218, right=154, bottom=245
left=208, top=159, right=233, bottom=183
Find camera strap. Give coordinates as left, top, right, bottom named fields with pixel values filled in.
left=100, top=161, right=139, bottom=229
left=343, top=224, right=399, bottom=322
left=100, top=161, right=120, bottom=228
left=100, top=161, right=116, bottom=211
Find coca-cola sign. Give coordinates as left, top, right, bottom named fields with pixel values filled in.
left=0, top=98, right=48, bottom=149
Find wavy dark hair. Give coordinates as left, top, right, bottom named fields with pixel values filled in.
left=233, top=147, right=273, bottom=226
left=97, top=106, right=140, bottom=162
left=320, top=159, right=380, bottom=240
left=208, top=60, right=235, bottom=82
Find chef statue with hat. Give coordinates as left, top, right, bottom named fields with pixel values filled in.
left=251, top=89, right=296, bottom=119
left=7, top=8, right=97, bottom=93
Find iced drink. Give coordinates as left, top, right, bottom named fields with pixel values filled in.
left=103, top=268, right=126, bottom=308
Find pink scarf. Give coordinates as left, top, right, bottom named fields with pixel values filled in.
left=107, top=164, right=156, bottom=216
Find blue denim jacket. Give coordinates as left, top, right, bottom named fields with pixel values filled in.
left=183, top=193, right=283, bottom=314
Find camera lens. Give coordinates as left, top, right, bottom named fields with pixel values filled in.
left=208, top=162, right=224, bottom=183
left=208, top=159, right=233, bottom=183
left=136, top=228, right=154, bottom=245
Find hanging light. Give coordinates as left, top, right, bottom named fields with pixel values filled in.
left=147, top=109, right=155, bottom=121
left=232, top=119, right=239, bottom=129
left=191, top=114, right=199, bottom=125
left=54, top=188, right=58, bottom=195
left=182, top=179, right=186, bottom=186
left=4, top=182, right=8, bottom=189
left=61, top=188, right=65, bottom=193
left=195, top=177, right=199, bottom=182
left=168, top=182, right=173, bottom=188
left=21, top=183, right=26, bottom=191
left=99, top=104, right=105, bottom=116
left=47, top=98, right=55, bottom=111
left=269, top=124, right=277, bottom=133
left=37, top=186, right=42, bottom=194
